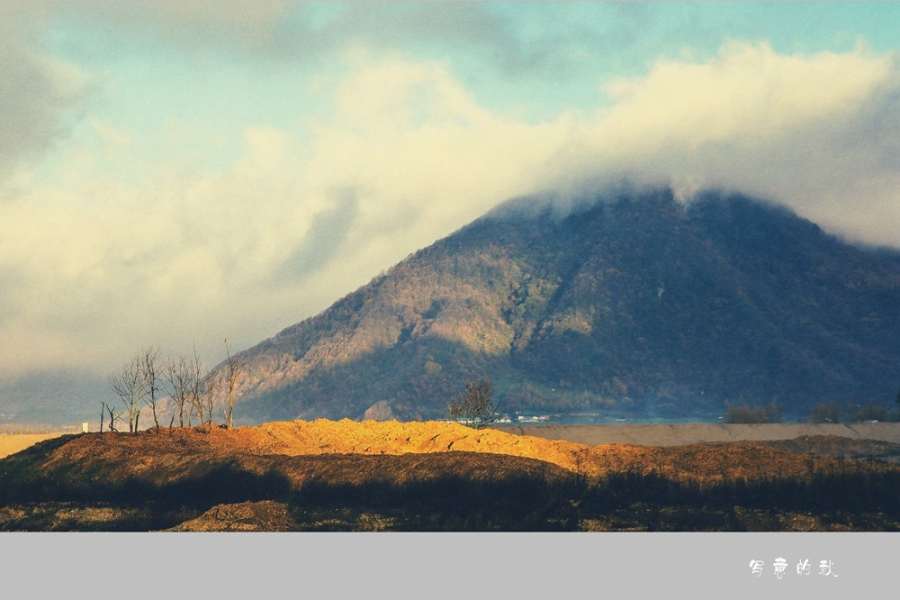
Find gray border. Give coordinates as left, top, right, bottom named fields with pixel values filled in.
left=1, top=532, right=895, bottom=598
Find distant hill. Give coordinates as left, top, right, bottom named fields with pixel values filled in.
left=0, top=371, right=108, bottom=426
left=222, top=188, right=900, bottom=423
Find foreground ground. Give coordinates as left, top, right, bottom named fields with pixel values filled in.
left=1, top=420, right=898, bottom=531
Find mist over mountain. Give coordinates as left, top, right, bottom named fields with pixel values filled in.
left=222, top=188, right=900, bottom=423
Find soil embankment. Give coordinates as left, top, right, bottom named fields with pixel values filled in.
left=2, top=420, right=899, bottom=532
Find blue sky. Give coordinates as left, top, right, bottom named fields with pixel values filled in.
left=3, top=1, right=900, bottom=383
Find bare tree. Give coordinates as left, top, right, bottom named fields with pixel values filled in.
left=103, top=401, right=122, bottom=433
left=201, top=371, right=220, bottom=428
left=166, top=346, right=220, bottom=428
left=224, top=338, right=243, bottom=430
left=140, top=346, right=163, bottom=432
left=185, top=347, right=204, bottom=427
left=190, top=347, right=220, bottom=428
left=447, top=380, right=499, bottom=429
left=109, top=354, right=147, bottom=433
left=165, top=354, right=191, bottom=428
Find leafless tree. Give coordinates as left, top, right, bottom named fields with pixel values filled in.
left=166, top=346, right=219, bottom=428
left=165, top=354, right=191, bottom=428
left=109, top=353, right=147, bottom=433
left=102, top=401, right=122, bottom=433
left=140, top=346, right=163, bottom=432
left=224, top=338, right=243, bottom=430
left=189, top=347, right=221, bottom=428
left=185, top=347, right=205, bottom=427
left=201, top=372, right=220, bottom=428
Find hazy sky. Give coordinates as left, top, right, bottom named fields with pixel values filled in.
left=3, top=1, right=900, bottom=380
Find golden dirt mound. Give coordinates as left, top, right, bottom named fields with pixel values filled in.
left=250, top=419, right=600, bottom=472
left=8, top=419, right=890, bottom=496
left=225, top=419, right=874, bottom=481
left=4, top=419, right=898, bottom=532
left=31, top=419, right=876, bottom=484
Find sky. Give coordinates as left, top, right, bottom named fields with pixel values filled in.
left=3, top=1, right=900, bottom=389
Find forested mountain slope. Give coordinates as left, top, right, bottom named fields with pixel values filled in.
left=222, top=189, right=900, bottom=422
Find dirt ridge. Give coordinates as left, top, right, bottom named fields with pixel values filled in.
left=15, top=419, right=896, bottom=483
left=3, top=419, right=899, bottom=532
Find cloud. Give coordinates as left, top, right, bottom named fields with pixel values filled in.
left=301, top=57, right=569, bottom=263
left=539, top=41, right=900, bottom=247
left=0, top=6, right=88, bottom=177
left=275, top=188, right=359, bottom=283
left=0, top=125, right=308, bottom=375
left=3, top=39, right=900, bottom=383
left=603, top=40, right=890, bottom=146
left=0, top=54, right=563, bottom=377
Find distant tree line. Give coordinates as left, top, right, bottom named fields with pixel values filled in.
left=806, top=399, right=899, bottom=424
left=723, top=401, right=784, bottom=424
left=723, top=397, right=900, bottom=424
left=104, top=340, right=243, bottom=434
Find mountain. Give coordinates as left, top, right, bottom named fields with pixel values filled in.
left=222, top=188, right=900, bottom=423
left=0, top=371, right=109, bottom=427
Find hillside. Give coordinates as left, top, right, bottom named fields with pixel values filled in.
left=219, top=188, right=900, bottom=423
left=2, top=420, right=898, bottom=531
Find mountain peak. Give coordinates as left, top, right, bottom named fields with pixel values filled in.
left=225, top=189, right=900, bottom=424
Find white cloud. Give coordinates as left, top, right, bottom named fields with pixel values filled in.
left=540, top=41, right=900, bottom=247
left=603, top=40, right=890, bottom=145
left=3, top=41, right=900, bottom=380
